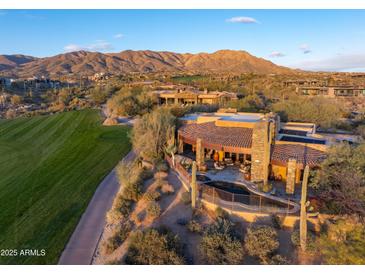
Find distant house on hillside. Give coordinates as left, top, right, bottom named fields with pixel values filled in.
left=154, top=88, right=238, bottom=105
left=297, top=85, right=365, bottom=97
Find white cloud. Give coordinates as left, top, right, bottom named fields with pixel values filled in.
left=64, top=44, right=85, bottom=52
left=226, top=16, right=259, bottom=24
left=292, top=54, right=365, bottom=72
left=114, top=33, right=124, bottom=39
left=64, top=40, right=113, bottom=52
left=269, top=51, right=285, bottom=58
left=299, top=43, right=311, bottom=54
left=89, top=40, right=113, bottom=51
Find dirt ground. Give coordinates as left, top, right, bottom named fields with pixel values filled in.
left=93, top=168, right=310, bottom=265
left=93, top=170, right=214, bottom=265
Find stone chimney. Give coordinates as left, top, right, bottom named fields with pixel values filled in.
left=251, top=120, right=271, bottom=184
left=286, top=158, right=297, bottom=194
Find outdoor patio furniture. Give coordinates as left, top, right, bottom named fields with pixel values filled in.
left=225, top=158, right=234, bottom=166
left=214, top=162, right=225, bottom=170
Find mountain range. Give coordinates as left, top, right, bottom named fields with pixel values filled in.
left=0, top=49, right=297, bottom=78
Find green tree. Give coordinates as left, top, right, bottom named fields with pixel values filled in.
left=132, top=107, right=176, bottom=162
left=310, top=143, right=365, bottom=215
left=272, top=96, right=344, bottom=129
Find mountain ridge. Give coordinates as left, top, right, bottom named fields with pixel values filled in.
left=0, top=49, right=298, bottom=77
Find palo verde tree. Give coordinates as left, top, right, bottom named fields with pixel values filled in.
left=132, top=107, right=176, bottom=162
left=310, top=143, right=365, bottom=215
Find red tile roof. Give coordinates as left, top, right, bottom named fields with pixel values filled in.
left=178, top=122, right=252, bottom=153
left=271, top=144, right=326, bottom=168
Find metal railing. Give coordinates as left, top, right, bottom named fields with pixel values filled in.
left=166, top=155, right=299, bottom=215
left=199, top=184, right=298, bottom=215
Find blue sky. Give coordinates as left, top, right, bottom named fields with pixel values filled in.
left=0, top=9, right=365, bottom=71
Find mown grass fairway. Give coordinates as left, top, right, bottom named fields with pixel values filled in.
left=0, top=109, right=131, bottom=264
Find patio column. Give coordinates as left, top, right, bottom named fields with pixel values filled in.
left=196, top=138, right=205, bottom=170
left=286, top=158, right=297, bottom=194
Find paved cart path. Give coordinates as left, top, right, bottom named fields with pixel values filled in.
left=58, top=150, right=136, bottom=265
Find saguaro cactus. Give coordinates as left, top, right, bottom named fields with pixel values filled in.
left=300, top=165, right=310, bottom=252
left=191, top=161, right=197, bottom=209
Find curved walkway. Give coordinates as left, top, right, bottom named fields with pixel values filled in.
left=58, top=150, right=136, bottom=265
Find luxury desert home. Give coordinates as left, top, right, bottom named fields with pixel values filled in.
left=154, top=88, right=238, bottom=105
left=297, top=85, right=365, bottom=97
left=176, top=109, right=330, bottom=194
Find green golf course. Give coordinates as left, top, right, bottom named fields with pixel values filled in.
left=0, top=109, right=131, bottom=264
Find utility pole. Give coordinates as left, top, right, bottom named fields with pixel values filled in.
left=300, top=165, right=310, bottom=252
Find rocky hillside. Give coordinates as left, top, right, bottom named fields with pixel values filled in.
left=0, top=54, right=37, bottom=71
left=0, top=49, right=296, bottom=77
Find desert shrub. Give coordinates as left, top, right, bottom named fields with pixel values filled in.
left=290, top=229, right=317, bottom=252
left=89, top=85, right=113, bottom=104
left=154, top=179, right=168, bottom=190
left=146, top=201, right=161, bottom=219
left=268, top=254, right=290, bottom=265
left=123, top=179, right=143, bottom=202
left=106, top=208, right=123, bottom=224
left=187, top=220, right=202, bottom=233
left=116, top=161, right=144, bottom=202
left=181, top=192, right=191, bottom=205
left=156, top=161, right=169, bottom=172
left=244, top=225, right=279, bottom=264
left=227, top=94, right=268, bottom=113
left=125, top=228, right=185, bottom=264
left=140, top=169, right=154, bottom=181
left=199, top=218, right=244, bottom=264
left=103, top=221, right=132, bottom=254
left=5, top=109, right=17, bottom=119
left=161, top=183, right=174, bottom=194
left=355, top=125, right=365, bottom=140
left=103, top=235, right=121, bottom=255
left=106, top=194, right=132, bottom=223
left=271, top=214, right=283, bottom=229
left=144, top=190, right=161, bottom=202
left=318, top=218, right=365, bottom=264
left=115, top=195, right=133, bottom=217
left=104, top=259, right=120, bottom=265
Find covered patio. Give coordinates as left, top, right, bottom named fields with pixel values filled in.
left=178, top=121, right=254, bottom=179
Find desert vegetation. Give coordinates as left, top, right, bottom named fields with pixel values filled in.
left=106, top=86, right=154, bottom=117
left=310, top=142, right=365, bottom=215
left=131, top=107, right=176, bottom=162
left=199, top=217, right=244, bottom=264
left=125, top=228, right=185, bottom=265
left=272, top=96, right=346, bottom=129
